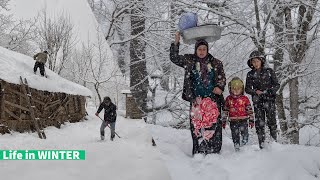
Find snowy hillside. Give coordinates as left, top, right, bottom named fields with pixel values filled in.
left=0, top=46, right=91, bottom=96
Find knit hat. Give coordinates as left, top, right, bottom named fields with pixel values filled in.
left=228, top=77, right=244, bottom=94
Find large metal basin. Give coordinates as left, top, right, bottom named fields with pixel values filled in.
left=181, top=24, right=223, bottom=44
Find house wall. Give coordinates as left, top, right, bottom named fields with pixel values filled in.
left=0, top=79, right=87, bottom=133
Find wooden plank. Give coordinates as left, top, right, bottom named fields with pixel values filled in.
left=6, top=84, right=46, bottom=106
left=47, top=99, right=61, bottom=105
left=44, top=100, right=61, bottom=110
left=0, top=81, right=6, bottom=122
left=4, top=107, right=23, bottom=121
left=24, top=78, right=46, bottom=139
left=20, top=77, right=45, bottom=139
left=4, top=100, right=29, bottom=112
left=48, top=97, right=70, bottom=119
left=5, top=86, right=25, bottom=97
left=19, top=82, right=23, bottom=116
left=30, top=98, right=45, bottom=106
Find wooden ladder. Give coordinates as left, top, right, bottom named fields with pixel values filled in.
left=20, top=76, right=46, bottom=139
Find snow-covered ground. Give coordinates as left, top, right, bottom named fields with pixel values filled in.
left=150, top=125, right=320, bottom=180
left=2, top=105, right=319, bottom=180
left=0, top=106, right=171, bottom=180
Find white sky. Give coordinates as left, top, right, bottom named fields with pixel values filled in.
left=9, top=0, right=104, bottom=50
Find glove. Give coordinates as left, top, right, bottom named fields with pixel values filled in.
left=249, top=121, right=254, bottom=129
left=222, top=122, right=226, bottom=129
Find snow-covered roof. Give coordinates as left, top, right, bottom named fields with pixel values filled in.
left=0, top=46, right=92, bottom=97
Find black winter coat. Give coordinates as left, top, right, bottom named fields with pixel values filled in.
left=97, top=102, right=117, bottom=122
left=245, top=68, right=280, bottom=102
left=169, top=43, right=226, bottom=103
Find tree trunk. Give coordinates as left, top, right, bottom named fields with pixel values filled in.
left=130, top=1, right=148, bottom=115
left=288, top=77, right=299, bottom=144
left=283, top=2, right=318, bottom=144
left=94, top=83, right=102, bottom=104
left=116, top=23, right=127, bottom=75
left=271, top=8, right=287, bottom=134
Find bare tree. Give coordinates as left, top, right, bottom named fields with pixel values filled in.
left=72, top=27, right=124, bottom=104
left=281, top=0, right=319, bottom=143
left=0, top=0, right=11, bottom=38
left=5, top=19, right=37, bottom=55
left=35, top=8, right=76, bottom=74
left=0, top=0, right=38, bottom=55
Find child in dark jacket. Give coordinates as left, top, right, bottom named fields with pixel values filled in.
left=223, top=77, right=254, bottom=151
left=95, top=96, right=117, bottom=141
left=245, top=50, right=280, bottom=149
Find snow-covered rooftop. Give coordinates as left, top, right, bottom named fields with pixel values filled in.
left=0, top=46, right=92, bottom=97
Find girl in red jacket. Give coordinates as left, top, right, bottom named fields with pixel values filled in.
left=223, top=77, right=254, bottom=151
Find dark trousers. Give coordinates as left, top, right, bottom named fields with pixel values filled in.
left=230, top=119, right=249, bottom=150
left=100, top=120, right=116, bottom=139
left=34, top=62, right=45, bottom=76
left=254, top=100, right=277, bottom=148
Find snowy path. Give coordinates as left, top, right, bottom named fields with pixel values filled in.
left=0, top=107, right=171, bottom=180
left=150, top=125, right=320, bottom=180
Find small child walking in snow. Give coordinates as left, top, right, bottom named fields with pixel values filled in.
left=95, top=96, right=117, bottom=141
left=223, top=77, right=254, bottom=151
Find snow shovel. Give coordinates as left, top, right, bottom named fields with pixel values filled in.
left=97, top=116, right=121, bottom=138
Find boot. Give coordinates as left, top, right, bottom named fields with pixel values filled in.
left=270, top=131, right=277, bottom=142
left=270, top=127, right=278, bottom=142
left=259, top=142, right=265, bottom=149
left=100, top=135, right=105, bottom=140
left=258, top=133, right=265, bottom=149
left=234, top=143, right=240, bottom=152
left=100, top=131, right=105, bottom=140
